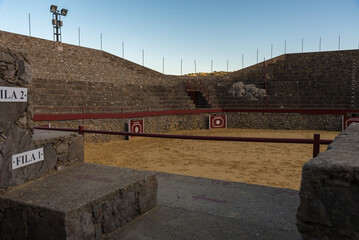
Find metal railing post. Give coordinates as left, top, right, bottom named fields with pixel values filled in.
left=78, top=125, right=85, bottom=138
left=313, top=134, right=320, bottom=158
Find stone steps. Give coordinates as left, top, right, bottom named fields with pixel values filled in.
left=0, top=163, right=157, bottom=240
left=32, top=78, right=193, bottom=114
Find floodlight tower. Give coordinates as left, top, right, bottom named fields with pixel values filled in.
left=50, top=5, right=68, bottom=42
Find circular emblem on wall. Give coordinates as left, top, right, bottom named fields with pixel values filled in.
left=132, top=123, right=142, bottom=133
left=212, top=116, right=224, bottom=128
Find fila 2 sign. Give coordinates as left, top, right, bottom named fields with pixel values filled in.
left=209, top=114, right=227, bottom=129
left=0, top=86, right=28, bottom=102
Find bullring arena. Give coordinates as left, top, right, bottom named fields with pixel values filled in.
left=1, top=30, right=359, bottom=239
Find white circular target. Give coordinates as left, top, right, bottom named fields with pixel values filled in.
left=131, top=123, right=143, bottom=133
left=212, top=116, right=224, bottom=128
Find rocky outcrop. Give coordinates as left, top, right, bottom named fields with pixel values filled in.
left=297, top=123, right=359, bottom=240
left=228, top=82, right=266, bottom=100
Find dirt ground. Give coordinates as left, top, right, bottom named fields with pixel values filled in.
left=84, top=129, right=339, bottom=190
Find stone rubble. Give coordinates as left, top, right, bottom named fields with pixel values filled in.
left=228, top=81, right=266, bottom=100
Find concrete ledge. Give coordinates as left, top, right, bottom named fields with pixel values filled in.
left=297, top=123, right=359, bottom=240
left=0, top=163, right=158, bottom=240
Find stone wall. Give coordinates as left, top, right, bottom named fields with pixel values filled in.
left=297, top=123, right=359, bottom=240
left=0, top=47, right=83, bottom=191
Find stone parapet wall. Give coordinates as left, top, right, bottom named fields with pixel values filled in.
left=297, top=123, right=359, bottom=240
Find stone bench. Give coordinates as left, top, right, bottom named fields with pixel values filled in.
left=0, top=163, right=157, bottom=240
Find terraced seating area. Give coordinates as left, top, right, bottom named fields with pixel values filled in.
left=199, top=52, right=358, bottom=109
left=32, top=79, right=195, bottom=114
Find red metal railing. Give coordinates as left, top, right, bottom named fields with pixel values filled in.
left=34, top=126, right=333, bottom=158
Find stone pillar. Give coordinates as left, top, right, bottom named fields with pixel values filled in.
left=297, top=123, right=359, bottom=240
left=0, top=47, right=84, bottom=191
left=0, top=47, right=36, bottom=190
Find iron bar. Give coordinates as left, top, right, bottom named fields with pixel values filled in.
left=313, top=134, right=320, bottom=157
left=100, top=33, right=102, bottom=50
left=181, top=58, right=182, bottom=75
left=28, top=13, right=31, bottom=36
left=338, top=35, right=341, bottom=50
left=34, top=126, right=333, bottom=158
left=78, top=27, right=80, bottom=46
left=242, top=54, right=244, bottom=69
left=302, top=38, right=304, bottom=53
left=319, top=36, right=321, bottom=52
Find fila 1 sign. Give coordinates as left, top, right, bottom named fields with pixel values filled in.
left=12, top=148, right=44, bottom=170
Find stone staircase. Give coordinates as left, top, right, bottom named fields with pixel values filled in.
left=185, top=79, right=211, bottom=108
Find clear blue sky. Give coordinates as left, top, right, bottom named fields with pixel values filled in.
left=1, top=0, right=359, bottom=75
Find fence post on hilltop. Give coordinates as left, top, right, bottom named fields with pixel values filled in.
left=264, top=58, right=268, bottom=106
left=313, top=134, right=320, bottom=158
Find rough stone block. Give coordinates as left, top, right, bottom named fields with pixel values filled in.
left=16, top=55, right=33, bottom=84
left=297, top=123, right=359, bottom=240
left=0, top=126, right=35, bottom=189
left=67, top=136, right=84, bottom=163
left=0, top=52, right=13, bottom=63
left=0, top=102, right=28, bottom=133
left=0, top=163, right=158, bottom=240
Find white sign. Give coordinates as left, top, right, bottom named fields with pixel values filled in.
left=12, top=148, right=44, bottom=170
left=0, top=86, right=28, bottom=102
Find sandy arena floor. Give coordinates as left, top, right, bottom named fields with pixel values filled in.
left=85, top=129, right=339, bottom=190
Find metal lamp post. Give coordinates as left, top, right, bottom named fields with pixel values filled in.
left=50, top=5, right=68, bottom=42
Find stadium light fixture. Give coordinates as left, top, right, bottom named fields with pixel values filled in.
left=50, top=5, right=57, bottom=13
left=50, top=5, right=68, bottom=42
left=61, top=9, right=68, bottom=16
